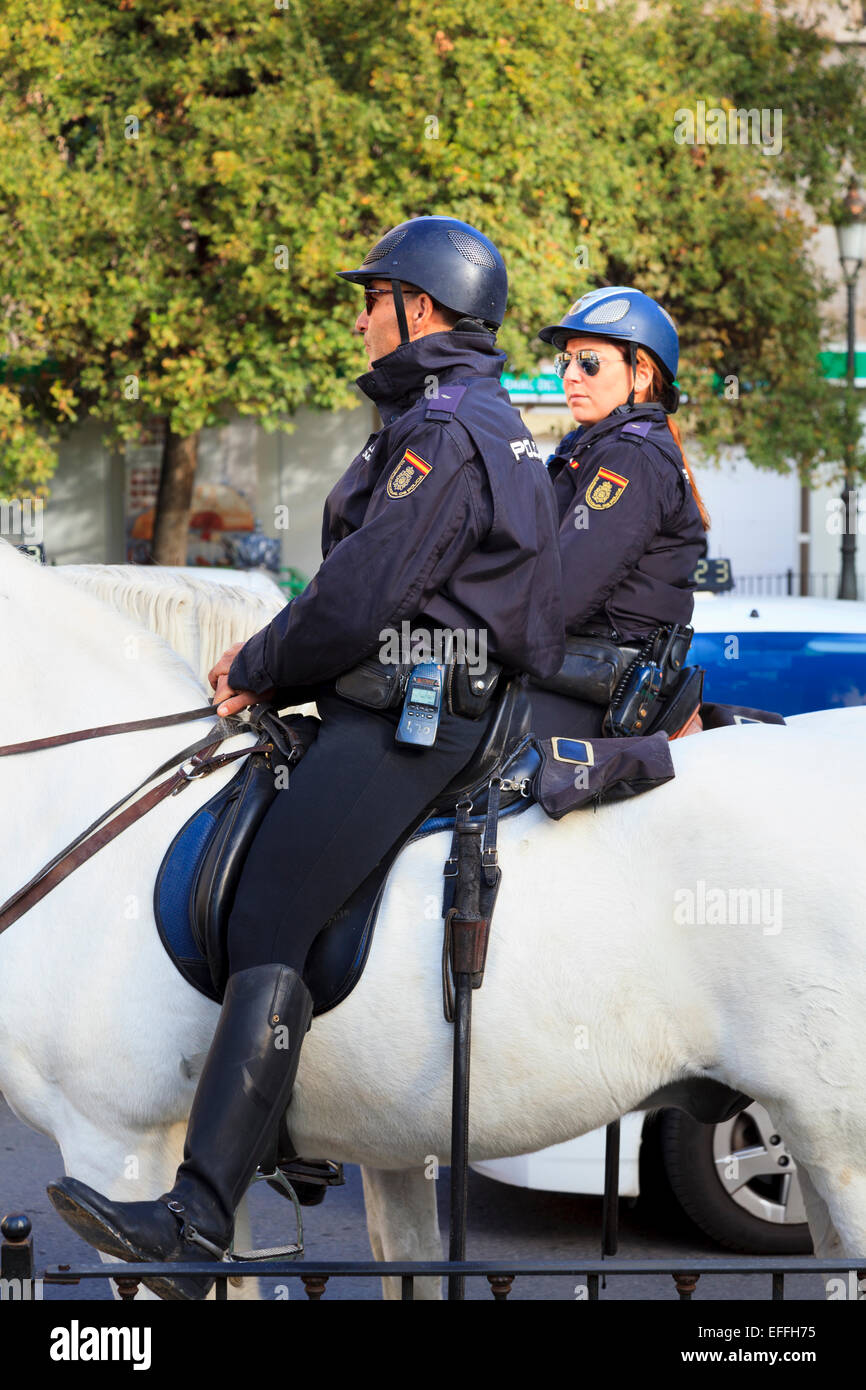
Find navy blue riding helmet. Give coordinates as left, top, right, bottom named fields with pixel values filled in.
left=337, top=215, right=508, bottom=345
left=538, top=285, right=681, bottom=413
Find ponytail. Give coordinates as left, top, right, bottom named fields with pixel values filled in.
left=636, top=349, right=710, bottom=532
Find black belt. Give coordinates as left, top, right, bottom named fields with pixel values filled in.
left=333, top=654, right=503, bottom=720
left=532, top=624, right=693, bottom=707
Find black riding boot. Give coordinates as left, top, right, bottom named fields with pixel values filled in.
left=47, top=963, right=313, bottom=1300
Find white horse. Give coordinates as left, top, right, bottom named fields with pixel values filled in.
left=1, top=537, right=865, bottom=1301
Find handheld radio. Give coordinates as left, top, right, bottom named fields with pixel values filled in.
left=395, top=662, right=445, bottom=748
left=605, top=625, right=683, bottom=737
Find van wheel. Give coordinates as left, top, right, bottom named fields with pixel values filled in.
left=659, top=1103, right=812, bottom=1254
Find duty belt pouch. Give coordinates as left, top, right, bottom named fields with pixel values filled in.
left=532, top=635, right=640, bottom=705
left=665, top=626, right=694, bottom=673
left=533, top=731, right=675, bottom=820
left=448, top=659, right=502, bottom=718
left=335, top=657, right=406, bottom=710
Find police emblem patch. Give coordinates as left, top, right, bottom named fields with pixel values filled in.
left=386, top=448, right=432, bottom=499
left=586, top=466, right=629, bottom=510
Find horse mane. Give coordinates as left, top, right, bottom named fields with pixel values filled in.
left=0, top=539, right=206, bottom=698
left=53, top=564, right=285, bottom=687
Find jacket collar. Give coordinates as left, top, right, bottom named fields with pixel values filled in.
left=570, top=401, right=669, bottom=450
left=549, top=402, right=670, bottom=479
left=356, top=331, right=507, bottom=424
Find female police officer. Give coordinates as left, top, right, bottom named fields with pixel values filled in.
left=528, top=285, right=710, bottom=740
left=48, top=216, right=564, bottom=1298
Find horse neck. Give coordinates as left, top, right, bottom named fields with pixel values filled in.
left=0, top=543, right=257, bottom=887
left=1, top=542, right=211, bottom=745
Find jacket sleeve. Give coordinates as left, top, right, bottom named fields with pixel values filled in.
left=559, top=444, right=671, bottom=632
left=228, top=423, right=487, bottom=693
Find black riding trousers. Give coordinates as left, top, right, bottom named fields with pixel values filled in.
left=226, top=691, right=494, bottom=977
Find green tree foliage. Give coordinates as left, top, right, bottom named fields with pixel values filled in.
left=0, top=0, right=863, bottom=510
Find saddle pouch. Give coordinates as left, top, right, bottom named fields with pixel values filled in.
left=335, top=657, right=407, bottom=710
left=533, top=730, right=675, bottom=820
left=532, top=635, right=641, bottom=705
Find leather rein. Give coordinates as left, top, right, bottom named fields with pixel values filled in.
left=0, top=705, right=268, bottom=936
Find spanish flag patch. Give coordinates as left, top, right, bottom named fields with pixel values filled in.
left=585, top=466, right=629, bottom=511
left=386, top=447, right=433, bottom=499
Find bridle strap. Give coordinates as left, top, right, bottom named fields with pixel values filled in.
left=0, top=737, right=267, bottom=936
left=0, top=706, right=219, bottom=759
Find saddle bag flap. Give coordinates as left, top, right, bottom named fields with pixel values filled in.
left=532, top=635, right=639, bottom=705
left=533, top=730, right=675, bottom=820
left=699, top=701, right=786, bottom=728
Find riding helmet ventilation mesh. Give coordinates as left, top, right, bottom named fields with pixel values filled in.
left=361, top=226, right=409, bottom=265
left=583, top=297, right=631, bottom=325
left=447, top=229, right=496, bottom=268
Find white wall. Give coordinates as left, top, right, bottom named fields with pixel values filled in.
left=690, top=449, right=800, bottom=579
left=4, top=397, right=375, bottom=577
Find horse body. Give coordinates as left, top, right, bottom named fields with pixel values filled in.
left=2, top=540, right=865, bottom=1293
left=294, top=715, right=866, bottom=1172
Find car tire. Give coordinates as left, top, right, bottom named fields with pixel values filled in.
left=659, top=1103, right=813, bottom=1254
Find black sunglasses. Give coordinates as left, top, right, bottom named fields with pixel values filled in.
left=363, top=287, right=420, bottom=315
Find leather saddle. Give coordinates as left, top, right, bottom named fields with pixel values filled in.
left=154, top=677, right=538, bottom=1015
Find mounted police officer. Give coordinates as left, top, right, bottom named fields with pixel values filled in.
left=528, top=286, right=710, bottom=740
left=48, top=216, right=565, bottom=1297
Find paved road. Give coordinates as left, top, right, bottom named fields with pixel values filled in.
left=1, top=1098, right=825, bottom=1302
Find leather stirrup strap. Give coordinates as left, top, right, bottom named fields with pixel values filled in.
left=0, top=727, right=220, bottom=921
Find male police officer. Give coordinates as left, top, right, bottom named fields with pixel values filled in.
left=48, top=215, right=564, bottom=1298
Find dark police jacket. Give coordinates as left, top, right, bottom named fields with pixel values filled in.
left=546, top=403, right=707, bottom=642
left=229, top=332, right=565, bottom=697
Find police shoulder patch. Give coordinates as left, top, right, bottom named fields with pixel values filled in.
left=585, top=466, right=629, bottom=511
left=386, top=448, right=433, bottom=499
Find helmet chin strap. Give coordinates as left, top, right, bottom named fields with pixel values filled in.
left=610, top=342, right=640, bottom=416
left=626, top=341, right=637, bottom=407
left=391, top=279, right=410, bottom=345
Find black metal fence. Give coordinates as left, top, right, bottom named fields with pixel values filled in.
left=3, top=1214, right=865, bottom=1302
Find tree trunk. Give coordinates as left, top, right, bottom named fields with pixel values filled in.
left=152, top=428, right=199, bottom=566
